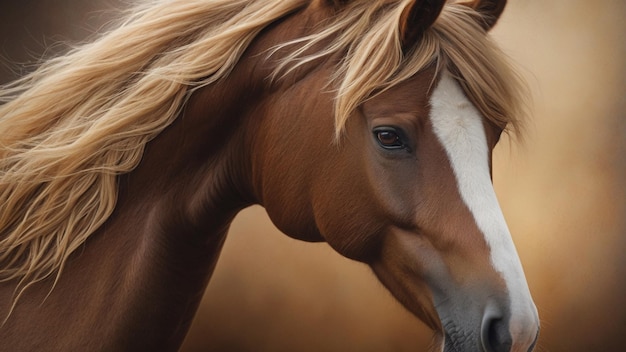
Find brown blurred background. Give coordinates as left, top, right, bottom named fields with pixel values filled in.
left=1, top=1, right=624, bottom=351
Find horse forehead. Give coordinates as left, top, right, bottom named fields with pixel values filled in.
left=361, top=67, right=437, bottom=118
left=427, top=72, right=495, bottom=159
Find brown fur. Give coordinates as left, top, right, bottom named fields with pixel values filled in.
left=0, top=0, right=535, bottom=350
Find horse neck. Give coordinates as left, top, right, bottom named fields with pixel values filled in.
left=0, top=33, right=276, bottom=352
left=115, top=3, right=329, bottom=234
left=106, top=0, right=336, bottom=328
left=0, top=75, right=256, bottom=352
left=1, top=6, right=335, bottom=349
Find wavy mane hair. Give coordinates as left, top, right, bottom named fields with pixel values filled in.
left=0, top=0, right=526, bottom=292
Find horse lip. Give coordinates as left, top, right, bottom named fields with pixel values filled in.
left=438, top=311, right=486, bottom=352
left=442, top=330, right=481, bottom=352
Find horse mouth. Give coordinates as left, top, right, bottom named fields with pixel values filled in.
left=442, top=331, right=481, bottom=352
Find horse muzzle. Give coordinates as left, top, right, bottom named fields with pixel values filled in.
left=439, top=298, right=539, bottom=352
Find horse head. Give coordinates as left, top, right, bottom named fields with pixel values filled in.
left=254, top=1, right=539, bottom=350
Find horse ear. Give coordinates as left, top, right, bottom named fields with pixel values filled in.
left=466, top=0, right=507, bottom=31
left=399, top=0, right=446, bottom=50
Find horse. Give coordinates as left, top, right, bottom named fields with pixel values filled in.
left=0, top=0, right=539, bottom=350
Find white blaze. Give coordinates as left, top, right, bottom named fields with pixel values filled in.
left=429, top=72, right=538, bottom=338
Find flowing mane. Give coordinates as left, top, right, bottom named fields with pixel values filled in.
left=0, top=0, right=526, bottom=294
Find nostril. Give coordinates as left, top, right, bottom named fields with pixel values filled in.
left=481, top=308, right=512, bottom=352
left=482, top=317, right=512, bottom=352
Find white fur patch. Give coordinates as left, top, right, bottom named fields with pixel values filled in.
left=429, top=72, right=538, bottom=340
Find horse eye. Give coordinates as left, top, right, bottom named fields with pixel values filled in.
left=374, top=129, right=404, bottom=149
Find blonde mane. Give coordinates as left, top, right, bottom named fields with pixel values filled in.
left=0, top=0, right=526, bottom=291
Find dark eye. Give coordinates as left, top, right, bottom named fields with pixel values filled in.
left=373, top=128, right=406, bottom=150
